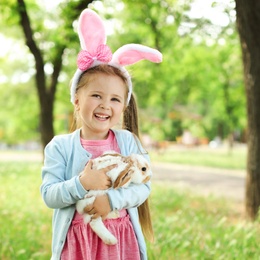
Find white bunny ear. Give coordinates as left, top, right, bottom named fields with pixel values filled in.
left=111, top=44, right=162, bottom=66
left=113, top=167, right=133, bottom=188
left=78, top=9, right=106, bottom=54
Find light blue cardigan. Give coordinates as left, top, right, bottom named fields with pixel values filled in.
left=41, top=129, right=151, bottom=260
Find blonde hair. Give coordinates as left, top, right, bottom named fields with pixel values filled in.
left=70, top=64, right=154, bottom=242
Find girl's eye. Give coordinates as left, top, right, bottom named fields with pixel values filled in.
left=92, top=94, right=101, bottom=98
left=112, top=98, right=121, bottom=102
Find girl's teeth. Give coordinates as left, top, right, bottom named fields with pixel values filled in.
left=96, top=114, right=109, bottom=119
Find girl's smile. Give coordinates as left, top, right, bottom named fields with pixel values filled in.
left=95, top=113, right=110, bottom=120
left=75, top=73, right=127, bottom=140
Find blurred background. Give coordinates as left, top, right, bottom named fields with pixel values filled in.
left=0, top=0, right=246, bottom=151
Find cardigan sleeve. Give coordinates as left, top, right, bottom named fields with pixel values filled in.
left=40, top=136, right=87, bottom=209
left=107, top=181, right=151, bottom=211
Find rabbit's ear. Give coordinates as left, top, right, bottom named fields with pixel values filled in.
left=111, top=44, right=162, bottom=66
left=78, top=9, right=106, bottom=54
left=113, top=166, right=133, bottom=189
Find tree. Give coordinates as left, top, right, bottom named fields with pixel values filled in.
left=106, top=0, right=245, bottom=142
left=0, top=0, right=247, bottom=149
left=15, top=0, right=93, bottom=148
left=235, top=0, right=260, bottom=219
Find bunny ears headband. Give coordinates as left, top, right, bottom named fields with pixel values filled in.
left=70, top=9, right=163, bottom=105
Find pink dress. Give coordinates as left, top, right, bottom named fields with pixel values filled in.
left=61, top=130, right=140, bottom=260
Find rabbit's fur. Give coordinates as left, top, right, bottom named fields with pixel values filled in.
left=76, top=151, right=152, bottom=245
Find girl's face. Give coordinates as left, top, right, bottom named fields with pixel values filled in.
left=75, top=73, right=127, bottom=140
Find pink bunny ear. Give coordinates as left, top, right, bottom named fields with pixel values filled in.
left=70, top=9, right=163, bottom=106
left=111, top=44, right=162, bottom=66
left=78, top=9, right=106, bottom=54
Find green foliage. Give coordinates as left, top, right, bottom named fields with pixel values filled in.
left=0, top=161, right=259, bottom=259
left=0, top=54, right=40, bottom=144
left=98, top=0, right=245, bottom=142
left=0, top=0, right=85, bottom=143
left=0, top=0, right=246, bottom=145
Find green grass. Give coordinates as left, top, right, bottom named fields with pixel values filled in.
left=148, top=183, right=260, bottom=260
left=0, top=162, right=52, bottom=260
left=150, top=145, right=247, bottom=170
left=1, top=161, right=259, bottom=260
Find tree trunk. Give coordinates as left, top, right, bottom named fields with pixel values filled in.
left=17, top=0, right=56, bottom=148
left=17, top=0, right=93, bottom=149
left=235, top=0, right=260, bottom=219
left=40, top=94, right=54, bottom=148
left=38, top=44, right=65, bottom=148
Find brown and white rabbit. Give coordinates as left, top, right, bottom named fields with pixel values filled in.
left=76, top=151, right=152, bottom=245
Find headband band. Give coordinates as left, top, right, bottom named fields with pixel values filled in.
left=70, top=9, right=162, bottom=105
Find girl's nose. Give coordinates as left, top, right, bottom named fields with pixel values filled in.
left=99, top=100, right=109, bottom=110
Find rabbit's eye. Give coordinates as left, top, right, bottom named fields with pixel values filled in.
left=141, top=167, right=147, bottom=171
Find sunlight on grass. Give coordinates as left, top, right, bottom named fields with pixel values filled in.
left=147, top=183, right=259, bottom=260
left=0, top=162, right=52, bottom=260
left=150, top=145, right=246, bottom=170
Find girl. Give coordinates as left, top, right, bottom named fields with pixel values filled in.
left=41, top=9, right=162, bottom=260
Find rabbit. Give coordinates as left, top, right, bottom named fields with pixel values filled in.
left=76, top=151, right=152, bottom=245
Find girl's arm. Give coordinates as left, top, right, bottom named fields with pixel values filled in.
left=41, top=137, right=114, bottom=209
left=40, top=137, right=87, bottom=209
left=87, top=181, right=151, bottom=219
left=107, top=181, right=151, bottom=211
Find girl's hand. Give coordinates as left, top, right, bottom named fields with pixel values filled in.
left=79, top=160, right=116, bottom=191
left=84, top=194, right=111, bottom=220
